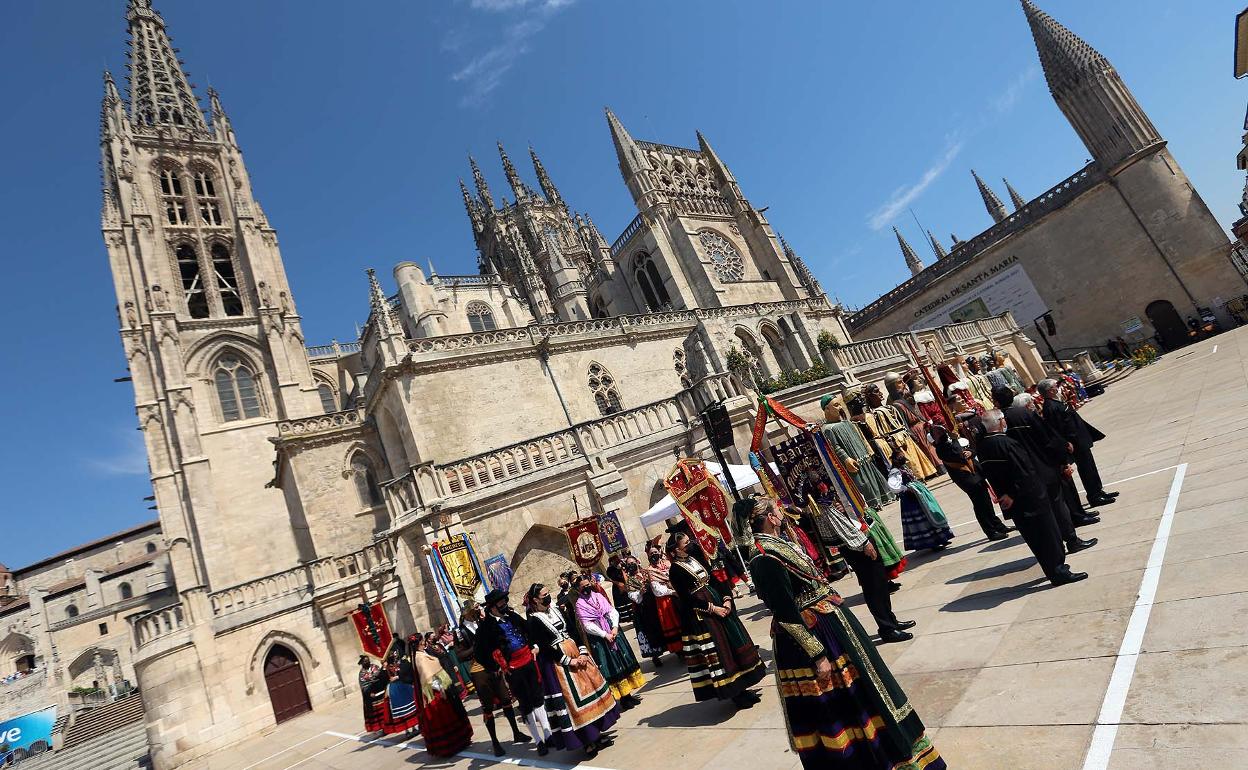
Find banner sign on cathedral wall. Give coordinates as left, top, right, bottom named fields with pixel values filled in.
left=565, top=519, right=604, bottom=568
left=907, top=256, right=1048, bottom=332
left=437, top=534, right=484, bottom=598
left=596, top=511, right=629, bottom=555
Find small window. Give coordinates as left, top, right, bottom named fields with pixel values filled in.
left=145, top=542, right=157, bottom=554
left=215, top=354, right=263, bottom=422
left=66, top=605, right=79, bottom=619
left=160, top=169, right=188, bottom=226
left=119, top=582, right=133, bottom=600
left=194, top=171, right=223, bottom=226
left=317, top=383, right=337, bottom=414
left=633, top=252, right=671, bottom=311
left=350, top=453, right=383, bottom=508
left=466, top=301, right=497, bottom=332
left=588, top=362, right=622, bottom=416
left=98, top=623, right=109, bottom=636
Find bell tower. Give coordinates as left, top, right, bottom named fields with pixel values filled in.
left=101, top=0, right=318, bottom=593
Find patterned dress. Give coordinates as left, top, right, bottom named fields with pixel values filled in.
left=526, top=609, right=621, bottom=751
left=669, top=556, right=767, bottom=702
left=359, top=664, right=387, bottom=733
left=751, top=534, right=945, bottom=769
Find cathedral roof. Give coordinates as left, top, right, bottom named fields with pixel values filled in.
left=1021, top=0, right=1113, bottom=98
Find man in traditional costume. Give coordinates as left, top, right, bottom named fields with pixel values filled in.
left=455, top=600, right=529, bottom=756
left=748, top=498, right=945, bottom=770
left=475, top=589, right=552, bottom=756
left=666, top=532, right=766, bottom=708
left=574, top=573, right=645, bottom=707
left=523, top=584, right=620, bottom=758
left=1037, top=379, right=1119, bottom=508
left=977, top=410, right=1088, bottom=586
left=863, top=384, right=938, bottom=479
left=931, top=424, right=1010, bottom=540
left=820, top=394, right=893, bottom=510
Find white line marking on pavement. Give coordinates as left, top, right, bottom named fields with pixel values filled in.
left=324, top=730, right=620, bottom=770
left=239, top=732, right=335, bottom=770
left=275, top=736, right=353, bottom=770
left=1212, top=344, right=1218, bottom=353
left=1081, top=463, right=1187, bottom=770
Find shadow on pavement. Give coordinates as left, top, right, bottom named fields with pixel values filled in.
left=637, top=699, right=744, bottom=728
left=939, top=579, right=1048, bottom=611
left=945, top=556, right=1036, bottom=585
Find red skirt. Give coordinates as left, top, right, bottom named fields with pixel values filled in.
left=420, top=694, right=473, bottom=757
left=363, top=694, right=386, bottom=733
left=655, top=595, right=683, bottom=653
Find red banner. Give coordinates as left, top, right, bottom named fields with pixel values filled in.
left=350, top=603, right=394, bottom=659
left=565, top=518, right=604, bottom=569
left=664, top=459, right=732, bottom=560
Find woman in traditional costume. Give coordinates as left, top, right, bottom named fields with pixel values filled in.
left=523, top=584, right=620, bottom=758
left=666, top=532, right=766, bottom=708
left=358, top=655, right=388, bottom=734
left=574, top=574, right=645, bottom=707
left=890, top=451, right=954, bottom=552
left=409, top=634, right=473, bottom=757
left=748, top=499, right=945, bottom=769
left=642, top=545, right=683, bottom=658
left=623, top=556, right=663, bottom=666
left=382, top=647, right=420, bottom=736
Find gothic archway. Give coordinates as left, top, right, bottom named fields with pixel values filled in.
left=1145, top=299, right=1188, bottom=351
left=264, top=644, right=311, bottom=724
left=509, top=524, right=578, bottom=593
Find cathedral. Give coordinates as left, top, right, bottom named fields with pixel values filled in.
left=4, top=1, right=1169, bottom=767
left=851, top=1, right=1245, bottom=352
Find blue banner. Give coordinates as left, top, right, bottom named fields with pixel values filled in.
left=0, top=706, right=56, bottom=765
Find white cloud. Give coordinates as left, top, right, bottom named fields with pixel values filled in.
left=867, top=139, right=964, bottom=231
left=86, top=430, right=149, bottom=477
left=451, top=1, right=576, bottom=107
left=993, top=66, right=1039, bottom=115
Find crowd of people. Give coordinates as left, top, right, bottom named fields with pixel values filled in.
left=354, top=357, right=1115, bottom=769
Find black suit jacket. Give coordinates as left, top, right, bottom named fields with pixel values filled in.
left=1003, top=405, right=1067, bottom=479
left=976, top=433, right=1048, bottom=517
left=1042, top=399, right=1105, bottom=450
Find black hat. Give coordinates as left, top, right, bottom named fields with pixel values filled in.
left=484, top=588, right=509, bottom=607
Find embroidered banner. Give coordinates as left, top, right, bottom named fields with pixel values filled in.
left=565, top=518, right=604, bottom=568
left=484, top=554, right=513, bottom=592
left=596, top=510, right=629, bottom=555
left=350, top=602, right=394, bottom=659
left=663, top=459, right=732, bottom=560
left=437, top=534, right=483, bottom=598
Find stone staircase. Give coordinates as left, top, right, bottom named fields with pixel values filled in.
left=18, top=694, right=150, bottom=770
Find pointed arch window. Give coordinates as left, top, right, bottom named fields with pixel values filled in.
left=211, top=243, right=244, bottom=316
left=119, top=582, right=133, bottom=601
left=466, top=301, right=497, bottom=332
left=317, top=383, right=338, bottom=414
left=160, top=168, right=188, bottom=226
left=214, top=353, right=263, bottom=422
left=176, top=243, right=209, bottom=318
left=588, top=362, right=622, bottom=416
left=632, top=252, right=671, bottom=312
left=350, top=453, right=384, bottom=509
left=66, top=605, right=79, bottom=619
left=697, top=230, right=744, bottom=283
left=194, top=171, right=223, bottom=226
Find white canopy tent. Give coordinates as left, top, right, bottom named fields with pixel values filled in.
left=639, top=461, right=765, bottom=528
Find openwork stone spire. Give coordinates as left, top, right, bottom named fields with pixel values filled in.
left=469, top=155, right=494, bottom=210
left=972, top=170, right=1008, bottom=223
left=1022, top=0, right=1110, bottom=96
left=928, top=231, right=949, bottom=260
left=125, top=0, right=206, bottom=131
left=460, top=179, right=483, bottom=233
left=530, top=146, right=561, bottom=203
left=366, top=268, right=400, bottom=337
left=893, top=227, right=925, bottom=277
left=1003, top=178, right=1027, bottom=210
left=498, top=142, right=529, bottom=200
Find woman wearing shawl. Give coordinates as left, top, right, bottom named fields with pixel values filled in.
left=410, top=634, right=473, bottom=757
left=890, top=451, right=954, bottom=552
left=574, top=573, right=645, bottom=707
left=748, top=498, right=945, bottom=770
left=642, top=544, right=683, bottom=657
left=358, top=655, right=388, bottom=734
left=523, top=583, right=620, bottom=758
left=382, top=646, right=420, bottom=735
left=666, top=532, right=766, bottom=708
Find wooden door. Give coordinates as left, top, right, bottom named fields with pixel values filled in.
left=264, top=645, right=311, bottom=724
left=1145, top=299, right=1188, bottom=350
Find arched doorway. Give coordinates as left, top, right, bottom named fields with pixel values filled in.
left=1145, top=299, right=1188, bottom=351
left=264, top=645, right=311, bottom=724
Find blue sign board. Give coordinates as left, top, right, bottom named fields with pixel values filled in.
left=0, top=707, right=56, bottom=765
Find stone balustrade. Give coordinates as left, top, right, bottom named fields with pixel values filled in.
left=438, top=428, right=584, bottom=496
left=275, top=408, right=364, bottom=438
left=133, top=604, right=186, bottom=649
left=611, top=212, right=645, bottom=258
left=208, top=563, right=309, bottom=618
left=309, top=540, right=396, bottom=589
left=306, top=341, right=362, bottom=359
left=671, top=193, right=733, bottom=217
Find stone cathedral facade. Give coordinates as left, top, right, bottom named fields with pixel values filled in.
left=86, top=2, right=1059, bottom=767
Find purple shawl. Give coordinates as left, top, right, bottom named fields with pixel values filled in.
left=575, top=590, right=615, bottom=637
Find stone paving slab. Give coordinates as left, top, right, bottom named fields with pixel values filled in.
left=175, top=328, right=1248, bottom=770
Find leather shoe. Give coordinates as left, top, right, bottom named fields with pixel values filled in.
left=888, top=581, right=903, bottom=593
left=1073, top=514, right=1100, bottom=527
left=877, top=629, right=914, bottom=644
left=1089, top=495, right=1117, bottom=506
left=1066, top=537, right=1098, bottom=553
left=987, top=531, right=1010, bottom=541
left=1104, top=490, right=1120, bottom=498
left=1051, top=569, right=1089, bottom=586
left=895, top=619, right=917, bottom=630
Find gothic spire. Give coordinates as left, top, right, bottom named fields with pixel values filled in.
left=1021, top=0, right=1111, bottom=98
left=366, top=268, right=400, bottom=337
left=125, top=0, right=206, bottom=131
left=928, top=230, right=948, bottom=260
left=950, top=233, right=962, bottom=246
left=972, top=170, right=1008, bottom=223
left=529, top=145, right=562, bottom=203
left=207, top=87, right=236, bottom=146
left=498, top=141, right=529, bottom=199
left=780, top=235, right=822, bottom=295
left=605, top=107, right=650, bottom=178
left=469, top=155, right=494, bottom=210
left=893, top=227, right=925, bottom=277
left=100, top=70, right=128, bottom=142
left=1003, top=177, right=1027, bottom=210
left=460, top=179, right=483, bottom=232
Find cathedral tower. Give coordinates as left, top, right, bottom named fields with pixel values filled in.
left=101, top=0, right=319, bottom=593
left=1022, top=0, right=1161, bottom=171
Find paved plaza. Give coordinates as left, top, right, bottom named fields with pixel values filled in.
left=181, top=329, right=1248, bottom=770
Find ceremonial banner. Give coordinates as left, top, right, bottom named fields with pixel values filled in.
left=772, top=432, right=866, bottom=519
left=565, top=518, right=604, bottom=568
left=596, top=510, right=629, bottom=555
left=484, top=554, right=513, bottom=592
left=437, top=534, right=483, bottom=599
left=350, top=602, right=394, bottom=659
left=663, top=459, right=732, bottom=560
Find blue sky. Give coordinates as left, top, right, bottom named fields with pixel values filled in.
left=2, top=0, right=1245, bottom=568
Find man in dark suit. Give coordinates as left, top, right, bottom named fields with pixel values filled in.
left=931, top=424, right=1010, bottom=540
left=977, top=410, right=1088, bottom=586
left=1037, top=379, right=1119, bottom=508
left=992, top=387, right=1098, bottom=554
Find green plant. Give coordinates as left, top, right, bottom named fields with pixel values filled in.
left=817, top=330, right=842, bottom=351
left=725, top=346, right=751, bottom=374
left=70, top=686, right=103, bottom=695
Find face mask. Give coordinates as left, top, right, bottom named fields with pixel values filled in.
left=580, top=586, right=592, bottom=595
left=541, top=595, right=552, bottom=607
